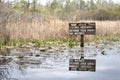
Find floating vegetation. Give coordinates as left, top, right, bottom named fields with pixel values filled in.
left=40, top=48, right=47, bottom=52
left=0, top=40, right=4, bottom=50
left=101, top=50, right=106, bottom=55
left=18, top=55, right=24, bottom=59
left=35, top=54, right=40, bottom=57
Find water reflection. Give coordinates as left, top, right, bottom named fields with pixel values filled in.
left=0, top=57, right=26, bottom=80
left=0, top=57, right=11, bottom=80
left=0, top=42, right=120, bottom=80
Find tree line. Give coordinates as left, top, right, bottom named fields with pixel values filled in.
left=1, top=0, right=120, bottom=21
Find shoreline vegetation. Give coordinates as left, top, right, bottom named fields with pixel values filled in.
left=0, top=20, right=120, bottom=49
left=0, top=1, right=120, bottom=53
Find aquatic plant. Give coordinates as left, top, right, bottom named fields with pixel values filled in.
left=101, top=50, right=107, bottom=55
left=67, top=40, right=75, bottom=48
left=40, top=48, right=47, bottom=52
left=35, top=54, right=40, bottom=57
left=6, top=39, right=20, bottom=47
left=0, top=40, right=4, bottom=50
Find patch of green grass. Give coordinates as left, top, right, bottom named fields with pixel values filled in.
left=94, top=35, right=120, bottom=42
left=45, top=38, right=62, bottom=47
left=67, top=39, right=79, bottom=48
left=31, top=39, right=42, bottom=47
left=0, top=40, right=4, bottom=50
left=0, top=34, right=120, bottom=51
left=6, top=39, right=21, bottom=46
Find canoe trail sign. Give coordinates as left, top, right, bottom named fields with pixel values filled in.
left=69, top=22, right=96, bottom=72
left=69, top=23, right=96, bottom=35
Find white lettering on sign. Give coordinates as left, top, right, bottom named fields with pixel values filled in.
left=81, top=26, right=94, bottom=29
left=87, top=63, right=95, bottom=65
left=81, top=29, right=87, bottom=32
left=70, top=23, right=77, bottom=26
left=69, top=30, right=79, bottom=32
left=87, top=29, right=94, bottom=32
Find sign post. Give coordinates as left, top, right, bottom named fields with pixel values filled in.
left=69, top=22, right=96, bottom=72
left=69, top=22, right=96, bottom=47
left=81, top=35, right=84, bottom=47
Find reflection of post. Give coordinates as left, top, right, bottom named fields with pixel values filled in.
left=80, top=35, right=84, bottom=47
left=80, top=53, right=84, bottom=60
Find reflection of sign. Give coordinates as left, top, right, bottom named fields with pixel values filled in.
left=69, top=59, right=96, bottom=72
left=69, top=23, right=96, bottom=35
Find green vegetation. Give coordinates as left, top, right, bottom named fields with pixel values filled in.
left=6, top=0, right=120, bottom=20
left=67, top=39, right=79, bottom=48
left=0, top=35, right=119, bottom=51
left=0, top=40, right=4, bottom=50
left=94, top=35, right=120, bottom=42
left=0, top=0, right=120, bottom=50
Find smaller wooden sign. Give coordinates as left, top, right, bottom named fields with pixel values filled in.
left=69, top=23, right=96, bottom=35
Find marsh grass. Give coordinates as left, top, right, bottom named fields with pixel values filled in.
left=0, top=20, right=120, bottom=48
left=0, top=40, right=4, bottom=50
left=6, top=20, right=120, bottom=40
left=6, top=19, right=68, bottom=40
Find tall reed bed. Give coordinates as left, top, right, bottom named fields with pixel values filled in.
left=6, top=19, right=68, bottom=40
left=2, top=20, right=120, bottom=41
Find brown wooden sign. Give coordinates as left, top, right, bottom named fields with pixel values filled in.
left=69, top=59, right=96, bottom=72
left=69, top=23, right=96, bottom=35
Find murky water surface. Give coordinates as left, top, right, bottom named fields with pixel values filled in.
left=0, top=42, right=120, bottom=80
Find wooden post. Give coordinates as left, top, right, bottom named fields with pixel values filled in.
left=80, top=35, right=84, bottom=47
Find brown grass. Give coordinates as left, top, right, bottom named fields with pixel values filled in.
left=3, top=20, right=120, bottom=41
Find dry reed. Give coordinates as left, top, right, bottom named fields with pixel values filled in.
left=3, top=20, right=120, bottom=41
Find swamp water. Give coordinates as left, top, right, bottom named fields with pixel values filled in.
left=0, top=41, right=120, bottom=80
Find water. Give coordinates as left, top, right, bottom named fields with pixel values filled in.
left=0, top=42, right=120, bottom=80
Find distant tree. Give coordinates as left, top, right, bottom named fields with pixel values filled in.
left=50, top=0, right=57, bottom=10
left=32, top=0, right=37, bottom=12
left=89, top=0, right=96, bottom=10
left=96, top=0, right=103, bottom=5
left=0, top=3, right=12, bottom=44
left=1, top=0, right=120, bottom=21
left=12, top=0, right=30, bottom=13
left=64, top=0, right=71, bottom=12
left=27, top=0, right=30, bottom=11
left=94, top=8, right=109, bottom=20
left=79, top=0, right=86, bottom=10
